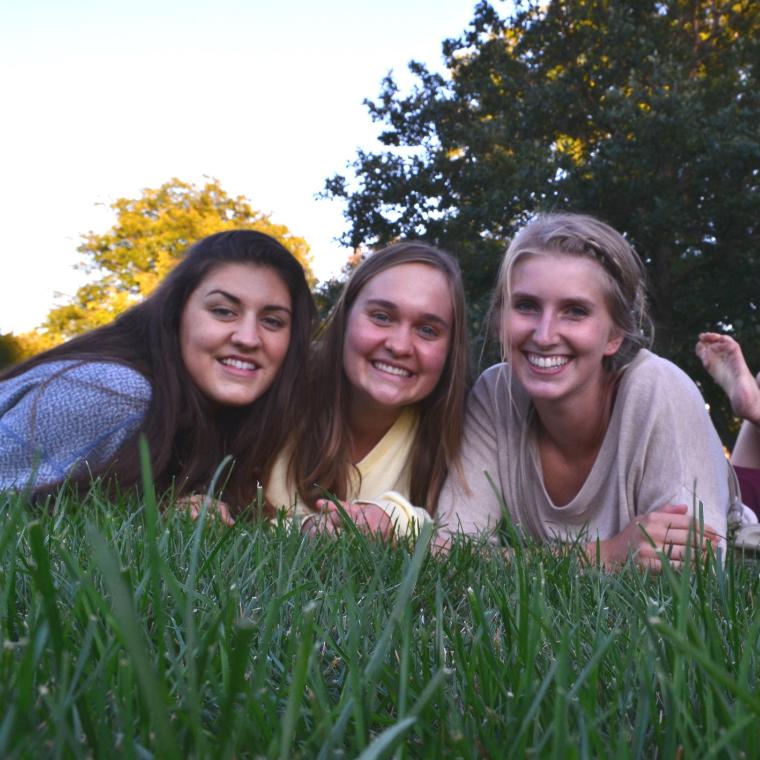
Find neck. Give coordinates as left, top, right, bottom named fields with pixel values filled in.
left=532, top=377, right=616, bottom=460
left=346, top=395, right=403, bottom=464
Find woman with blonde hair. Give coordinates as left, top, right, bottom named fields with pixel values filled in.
left=267, top=241, right=471, bottom=536
left=437, top=213, right=746, bottom=569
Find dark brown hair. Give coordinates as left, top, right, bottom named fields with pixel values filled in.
left=291, top=241, right=471, bottom=514
left=3, top=230, right=315, bottom=515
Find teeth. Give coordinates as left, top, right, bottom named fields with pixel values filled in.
left=526, top=354, right=570, bottom=369
left=373, top=361, right=412, bottom=377
left=221, top=358, right=258, bottom=371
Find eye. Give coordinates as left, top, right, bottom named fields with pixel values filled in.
left=564, top=305, right=589, bottom=318
left=211, top=306, right=236, bottom=319
left=369, top=311, right=392, bottom=325
left=513, top=299, right=538, bottom=313
left=261, top=315, right=288, bottom=330
left=417, top=324, right=440, bottom=339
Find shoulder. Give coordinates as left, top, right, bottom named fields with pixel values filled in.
left=58, top=360, right=152, bottom=397
left=52, top=360, right=150, bottom=398
left=614, top=351, right=714, bottom=442
left=618, top=350, right=702, bottom=406
left=471, top=363, right=508, bottom=401
left=1, top=360, right=152, bottom=415
left=0, top=360, right=152, bottom=489
left=470, top=363, right=529, bottom=412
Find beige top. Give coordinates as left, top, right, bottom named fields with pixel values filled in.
left=266, top=407, right=431, bottom=536
left=437, top=350, right=742, bottom=545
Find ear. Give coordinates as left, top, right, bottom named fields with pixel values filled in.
left=604, top=330, right=624, bottom=357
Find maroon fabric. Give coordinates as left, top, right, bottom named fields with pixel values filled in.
left=735, top=465, right=760, bottom=520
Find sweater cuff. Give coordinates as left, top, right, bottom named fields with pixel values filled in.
left=352, top=490, right=432, bottom=538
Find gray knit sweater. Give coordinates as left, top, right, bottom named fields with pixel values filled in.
left=0, top=360, right=152, bottom=491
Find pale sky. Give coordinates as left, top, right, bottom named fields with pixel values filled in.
left=0, top=0, right=490, bottom=333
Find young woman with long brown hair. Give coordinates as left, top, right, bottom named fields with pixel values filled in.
left=0, top=230, right=315, bottom=518
left=267, top=241, right=471, bottom=536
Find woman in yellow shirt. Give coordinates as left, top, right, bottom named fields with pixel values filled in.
left=267, top=241, right=471, bottom=535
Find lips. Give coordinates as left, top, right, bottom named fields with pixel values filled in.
left=220, top=357, right=260, bottom=372
left=372, top=360, right=413, bottom=378
left=525, top=352, right=571, bottom=372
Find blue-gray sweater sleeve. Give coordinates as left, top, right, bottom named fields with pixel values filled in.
left=0, top=360, right=152, bottom=490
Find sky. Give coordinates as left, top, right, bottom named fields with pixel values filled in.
left=0, top=0, right=492, bottom=334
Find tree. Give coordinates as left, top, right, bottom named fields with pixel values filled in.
left=325, top=0, right=760, bottom=440
left=33, top=178, right=314, bottom=343
left=0, top=332, right=22, bottom=370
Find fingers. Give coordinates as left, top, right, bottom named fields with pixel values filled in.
left=634, top=556, right=685, bottom=574
left=635, top=523, right=720, bottom=552
left=176, top=494, right=235, bottom=526
left=216, top=501, right=236, bottom=527
left=620, top=507, right=721, bottom=570
left=636, top=506, right=720, bottom=542
left=305, top=500, right=394, bottom=539
left=654, top=503, right=689, bottom=515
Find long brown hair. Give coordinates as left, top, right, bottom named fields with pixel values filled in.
left=3, top=230, right=315, bottom=515
left=291, top=241, right=471, bottom=514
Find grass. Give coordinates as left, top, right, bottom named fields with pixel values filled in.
left=0, top=482, right=759, bottom=758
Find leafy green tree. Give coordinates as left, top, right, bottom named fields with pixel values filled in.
left=325, top=0, right=760, bottom=439
left=0, top=332, right=22, bottom=370
left=34, top=178, right=314, bottom=342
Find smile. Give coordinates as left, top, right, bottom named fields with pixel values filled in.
left=372, top=360, right=412, bottom=377
left=220, top=357, right=259, bottom=371
left=525, top=353, right=570, bottom=370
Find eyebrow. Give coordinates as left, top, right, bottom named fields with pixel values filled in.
left=205, top=288, right=292, bottom=314
left=511, top=291, right=597, bottom=309
left=364, top=298, right=450, bottom=327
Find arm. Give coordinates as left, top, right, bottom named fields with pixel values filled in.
left=584, top=504, right=720, bottom=571
left=588, top=355, right=730, bottom=568
left=0, top=362, right=151, bottom=491
left=435, top=367, right=508, bottom=544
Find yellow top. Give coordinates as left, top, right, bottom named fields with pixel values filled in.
left=266, top=407, right=431, bottom=536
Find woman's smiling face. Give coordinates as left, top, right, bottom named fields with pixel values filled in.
left=504, top=251, right=623, bottom=409
left=179, top=263, right=292, bottom=407
left=342, top=262, right=453, bottom=419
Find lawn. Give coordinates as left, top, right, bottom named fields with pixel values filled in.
left=1, top=480, right=759, bottom=758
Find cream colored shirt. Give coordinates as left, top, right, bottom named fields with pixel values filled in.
left=437, top=350, right=743, bottom=547
left=267, top=407, right=431, bottom=536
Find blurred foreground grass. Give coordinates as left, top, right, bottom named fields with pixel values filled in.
left=0, top=483, right=759, bottom=759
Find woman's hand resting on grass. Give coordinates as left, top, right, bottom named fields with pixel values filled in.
left=585, top=503, right=720, bottom=571
left=175, top=494, right=235, bottom=527
left=301, top=499, right=394, bottom=540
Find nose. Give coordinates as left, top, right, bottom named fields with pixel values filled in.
left=232, top=315, right=262, bottom=350
left=533, top=311, right=558, bottom=347
left=384, top=324, right=413, bottom=356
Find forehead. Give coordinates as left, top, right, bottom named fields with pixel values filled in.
left=355, top=262, right=453, bottom=317
left=194, top=263, right=290, bottom=299
left=511, top=251, right=611, bottom=298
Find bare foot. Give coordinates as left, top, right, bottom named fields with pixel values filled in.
left=696, top=333, right=760, bottom=424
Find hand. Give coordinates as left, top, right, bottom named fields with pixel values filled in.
left=175, top=494, right=235, bottom=527
left=587, top=503, right=720, bottom=572
left=301, top=499, right=394, bottom=540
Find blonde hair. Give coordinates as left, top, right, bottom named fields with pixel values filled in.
left=494, top=212, right=654, bottom=371
left=491, top=213, right=655, bottom=529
